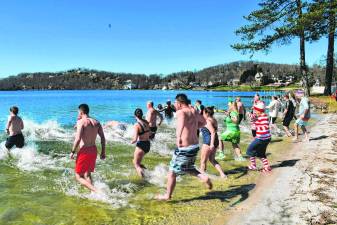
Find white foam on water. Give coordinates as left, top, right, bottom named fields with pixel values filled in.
left=103, top=123, right=134, bottom=145
left=57, top=171, right=131, bottom=208
left=0, top=141, right=62, bottom=171
left=23, top=119, right=73, bottom=142
left=144, top=163, right=169, bottom=187
left=0, top=143, right=9, bottom=160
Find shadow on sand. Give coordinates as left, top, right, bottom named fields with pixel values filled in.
left=173, top=184, right=256, bottom=206
left=271, top=159, right=300, bottom=169
left=226, top=166, right=248, bottom=179
left=309, top=135, right=329, bottom=141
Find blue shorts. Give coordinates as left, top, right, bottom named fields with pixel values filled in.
left=169, top=144, right=199, bottom=175
left=295, top=119, right=308, bottom=127
left=246, top=138, right=270, bottom=158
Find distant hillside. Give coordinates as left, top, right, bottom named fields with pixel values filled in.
left=0, top=61, right=325, bottom=90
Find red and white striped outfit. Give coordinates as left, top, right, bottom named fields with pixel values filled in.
left=255, top=113, right=271, bottom=140
left=248, top=112, right=258, bottom=130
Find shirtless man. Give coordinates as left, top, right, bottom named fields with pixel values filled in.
left=236, top=97, right=245, bottom=124
left=156, top=93, right=212, bottom=201
left=5, top=106, right=24, bottom=151
left=146, top=101, right=163, bottom=140
left=70, top=104, right=106, bottom=192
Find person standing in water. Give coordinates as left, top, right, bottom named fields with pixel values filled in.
left=236, top=97, right=246, bottom=124
left=5, top=106, right=24, bottom=151
left=156, top=94, right=212, bottom=201
left=163, top=100, right=176, bottom=119
left=219, top=101, right=245, bottom=161
left=131, top=108, right=151, bottom=178
left=146, top=101, right=163, bottom=140
left=195, top=100, right=204, bottom=114
left=70, top=104, right=106, bottom=193
left=246, top=101, right=272, bottom=173
left=200, top=107, right=227, bottom=178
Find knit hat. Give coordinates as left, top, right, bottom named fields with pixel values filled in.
left=253, top=101, right=265, bottom=112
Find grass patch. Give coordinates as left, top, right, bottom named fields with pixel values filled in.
left=211, top=84, right=301, bottom=92
left=310, top=95, right=337, bottom=113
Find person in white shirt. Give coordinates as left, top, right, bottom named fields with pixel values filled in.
left=266, top=96, right=281, bottom=134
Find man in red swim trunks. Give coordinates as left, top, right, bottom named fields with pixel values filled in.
left=70, top=104, right=106, bottom=192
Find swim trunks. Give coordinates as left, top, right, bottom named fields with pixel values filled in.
left=136, top=140, right=150, bottom=154
left=169, top=144, right=199, bottom=175
left=75, top=146, right=97, bottom=175
left=200, top=127, right=219, bottom=148
left=282, top=116, right=293, bottom=127
left=295, top=118, right=308, bottom=127
left=149, top=127, right=157, bottom=139
left=5, top=133, right=24, bottom=149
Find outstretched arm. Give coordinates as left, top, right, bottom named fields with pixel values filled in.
left=131, top=125, right=139, bottom=144
left=98, top=123, right=106, bottom=159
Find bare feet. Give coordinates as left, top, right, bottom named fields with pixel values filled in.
left=136, top=167, right=144, bottom=178
left=205, top=178, right=213, bottom=190
left=220, top=174, right=227, bottom=179
left=155, top=193, right=171, bottom=201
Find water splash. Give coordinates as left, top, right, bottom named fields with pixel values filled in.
left=57, top=170, right=131, bottom=207
left=22, top=119, right=73, bottom=142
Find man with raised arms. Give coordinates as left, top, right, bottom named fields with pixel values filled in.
left=146, top=101, right=163, bottom=140
left=70, top=104, right=106, bottom=192
left=156, top=93, right=212, bottom=201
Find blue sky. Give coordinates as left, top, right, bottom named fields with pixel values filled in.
left=0, top=0, right=329, bottom=77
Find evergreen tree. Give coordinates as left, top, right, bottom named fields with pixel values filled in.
left=302, top=0, right=336, bottom=95
left=232, top=0, right=311, bottom=95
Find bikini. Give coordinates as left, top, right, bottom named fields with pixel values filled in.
left=136, top=122, right=151, bottom=153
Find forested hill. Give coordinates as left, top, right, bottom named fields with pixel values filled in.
left=0, top=61, right=324, bottom=90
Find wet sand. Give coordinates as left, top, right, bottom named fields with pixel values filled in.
left=225, top=113, right=337, bottom=225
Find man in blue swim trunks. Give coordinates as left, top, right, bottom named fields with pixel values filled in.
left=293, top=95, right=310, bottom=142
left=156, top=94, right=212, bottom=201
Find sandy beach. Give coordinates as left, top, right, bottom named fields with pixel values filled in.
left=225, top=113, right=337, bottom=225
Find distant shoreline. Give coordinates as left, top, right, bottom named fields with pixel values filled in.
left=0, top=85, right=301, bottom=92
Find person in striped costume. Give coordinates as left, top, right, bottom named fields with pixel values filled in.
left=246, top=101, right=272, bottom=173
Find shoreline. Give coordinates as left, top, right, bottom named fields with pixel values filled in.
left=222, top=113, right=337, bottom=225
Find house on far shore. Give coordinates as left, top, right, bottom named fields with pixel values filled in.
left=123, top=79, right=136, bottom=90
left=255, top=72, right=264, bottom=82
left=228, top=78, right=240, bottom=86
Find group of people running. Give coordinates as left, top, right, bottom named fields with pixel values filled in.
left=3, top=91, right=310, bottom=200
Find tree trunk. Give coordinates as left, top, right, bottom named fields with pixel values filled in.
left=324, top=0, right=336, bottom=95
left=297, top=0, right=310, bottom=96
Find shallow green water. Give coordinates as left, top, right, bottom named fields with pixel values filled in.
left=0, top=135, right=257, bottom=225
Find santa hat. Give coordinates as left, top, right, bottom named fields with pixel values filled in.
left=253, top=101, right=265, bottom=112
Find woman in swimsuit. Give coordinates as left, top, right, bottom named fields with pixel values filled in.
left=200, top=107, right=227, bottom=178
left=131, top=108, right=151, bottom=178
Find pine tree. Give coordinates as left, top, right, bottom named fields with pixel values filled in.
left=232, top=0, right=311, bottom=95
left=302, top=0, right=336, bottom=95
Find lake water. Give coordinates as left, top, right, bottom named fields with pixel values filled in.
left=0, top=90, right=282, bottom=129
left=0, top=90, right=283, bottom=225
